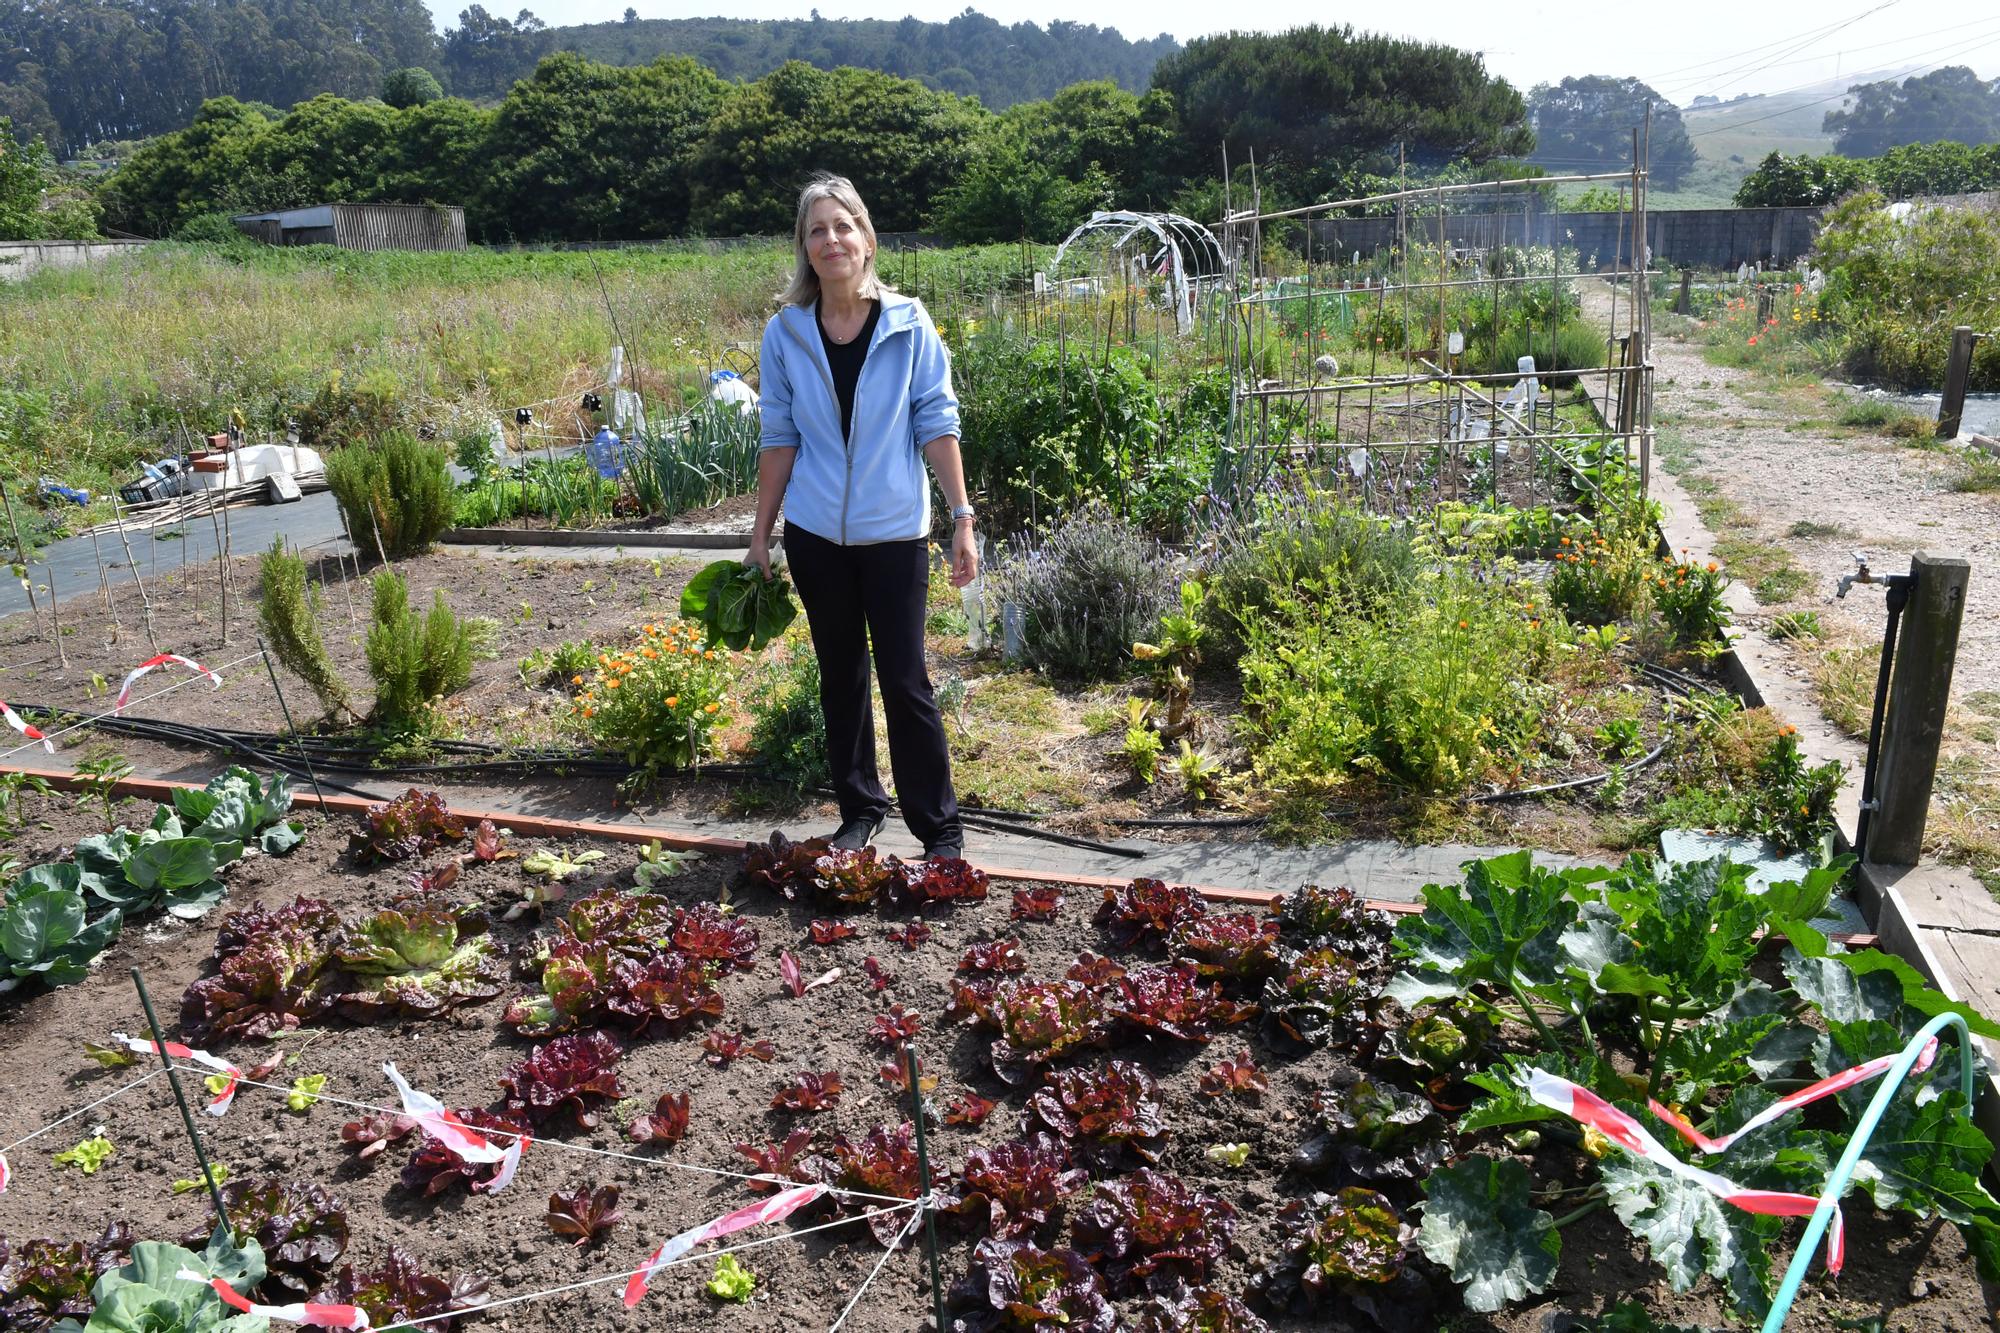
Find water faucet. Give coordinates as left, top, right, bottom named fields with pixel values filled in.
left=1835, top=552, right=1873, bottom=599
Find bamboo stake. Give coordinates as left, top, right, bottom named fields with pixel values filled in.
left=0, top=477, right=47, bottom=640
left=108, top=491, right=159, bottom=652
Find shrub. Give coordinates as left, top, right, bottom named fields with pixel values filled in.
left=1239, top=567, right=1555, bottom=794
left=327, top=431, right=453, bottom=562
left=1647, top=556, right=1730, bottom=649
left=258, top=537, right=354, bottom=719
left=748, top=649, right=827, bottom=790
left=1546, top=528, right=1651, bottom=626
left=987, top=506, right=1182, bottom=681
left=1203, top=485, right=1418, bottom=662
left=1479, top=320, right=1611, bottom=387
left=364, top=572, right=489, bottom=733
left=575, top=621, right=734, bottom=784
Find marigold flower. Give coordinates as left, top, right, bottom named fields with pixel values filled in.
left=1706, top=562, right=1718, bottom=573
left=607, top=678, right=621, bottom=689
left=582, top=707, right=595, bottom=718
left=705, top=702, right=720, bottom=714
left=665, top=695, right=679, bottom=708
left=572, top=674, right=584, bottom=685
left=642, top=648, right=658, bottom=659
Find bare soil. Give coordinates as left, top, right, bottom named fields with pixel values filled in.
left=1, top=803, right=1991, bottom=1331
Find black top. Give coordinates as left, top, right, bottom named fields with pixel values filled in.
left=817, top=298, right=880, bottom=441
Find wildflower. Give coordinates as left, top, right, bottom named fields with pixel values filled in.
left=665, top=695, right=679, bottom=708
left=582, top=707, right=595, bottom=718
left=607, top=678, right=621, bottom=689
left=705, top=702, right=720, bottom=714
left=1458, top=620, right=1469, bottom=630
left=1747, top=336, right=1758, bottom=346
left=642, top=648, right=658, bottom=659
left=572, top=674, right=584, bottom=685
left=1706, top=562, right=1717, bottom=573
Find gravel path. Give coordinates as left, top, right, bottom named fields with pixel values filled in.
left=1644, top=309, right=2000, bottom=707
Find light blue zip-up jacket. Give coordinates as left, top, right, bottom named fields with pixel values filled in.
left=757, top=290, right=960, bottom=546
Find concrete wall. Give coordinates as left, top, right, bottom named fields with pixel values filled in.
left=0, top=239, right=151, bottom=283
left=1306, top=206, right=1825, bottom=271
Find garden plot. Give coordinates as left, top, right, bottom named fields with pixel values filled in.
left=2, top=776, right=1997, bottom=1331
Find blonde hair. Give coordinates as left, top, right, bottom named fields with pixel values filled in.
left=778, top=173, right=891, bottom=307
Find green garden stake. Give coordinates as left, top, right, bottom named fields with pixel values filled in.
left=903, top=1044, right=948, bottom=1333
left=131, top=967, right=235, bottom=1239
left=256, top=635, right=326, bottom=809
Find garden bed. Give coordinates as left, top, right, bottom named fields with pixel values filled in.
left=2, top=788, right=1995, bottom=1332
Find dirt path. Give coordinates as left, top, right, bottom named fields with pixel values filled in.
left=1646, top=317, right=2000, bottom=704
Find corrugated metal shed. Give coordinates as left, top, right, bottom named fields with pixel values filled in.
left=231, top=203, right=466, bottom=252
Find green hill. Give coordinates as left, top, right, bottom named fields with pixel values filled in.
left=1653, top=76, right=1885, bottom=207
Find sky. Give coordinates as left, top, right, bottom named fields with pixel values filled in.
left=439, top=0, right=2000, bottom=105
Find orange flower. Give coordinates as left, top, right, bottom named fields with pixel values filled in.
left=1705, top=562, right=1718, bottom=573
left=582, top=706, right=595, bottom=718
left=704, top=650, right=716, bottom=660
left=1747, top=336, right=1758, bottom=345
left=642, top=647, right=658, bottom=659
left=665, top=695, right=679, bottom=708
left=571, top=674, right=583, bottom=685
left=705, top=702, right=720, bottom=714
left=607, top=678, right=621, bottom=689
left=1458, top=620, right=1469, bottom=630
left=1560, top=536, right=1571, bottom=546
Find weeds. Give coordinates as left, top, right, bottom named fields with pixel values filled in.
left=1769, top=610, right=1824, bottom=641
left=1712, top=534, right=1813, bottom=603
left=1810, top=640, right=1880, bottom=738
left=746, top=650, right=827, bottom=792
left=1951, top=455, right=2000, bottom=493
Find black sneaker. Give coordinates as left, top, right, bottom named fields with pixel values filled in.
left=922, top=842, right=964, bottom=861
left=828, top=815, right=884, bottom=851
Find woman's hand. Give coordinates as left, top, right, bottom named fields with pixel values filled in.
left=949, top=522, right=978, bottom=589
left=745, top=537, right=773, bottom=581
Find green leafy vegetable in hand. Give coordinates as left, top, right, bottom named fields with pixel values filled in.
left=54, top=1134, right=116, bottom=1175
left=681, top=560, right=798, bottom=652
left=706, top=1253, right=756, bottom=1302
left=286, top=1074, right=328, bottom=1112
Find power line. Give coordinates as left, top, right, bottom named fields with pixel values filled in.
left=1688, top=27, right=2000, bottom=138
left=1642, top=0, right=1906, bottom=84
left=1658, top=0, right=1904, bottom=102
left=1655, top=13, right=2000, bottom=97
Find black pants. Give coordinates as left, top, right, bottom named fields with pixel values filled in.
left=784, top=522, right=961, bottom=848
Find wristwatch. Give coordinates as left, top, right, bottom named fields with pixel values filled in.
left=951, top=504, right=976, bottom=522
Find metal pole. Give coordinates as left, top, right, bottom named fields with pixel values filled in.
left=902, top=1045, right=947, bottom=1333
left=131, top=967, right=235, bottom=1237
left=258, top=635, right=327, bottom=808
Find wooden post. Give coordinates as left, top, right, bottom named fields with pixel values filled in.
left=1867, top=552, right=1970, bottom=868
left=1675, top=269, right=1693, bottom=316
left=1936, top=326, right=1978, bottom=440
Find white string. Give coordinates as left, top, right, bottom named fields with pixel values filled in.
left=388, top=1199, right=922, bottom=1331
left=0, top=650, right=265, bottom=761
left=0, top=1067, right=166, bottom=1154
left=824, top=1201, right=926, bottom=1333
left=171, top=1063, right=915, bottom=1206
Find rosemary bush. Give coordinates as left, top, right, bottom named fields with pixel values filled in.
left=256, top=537, right=353, bottom=720
left=363, top=571, right=490, bottom=732
left=326, top=430, right=453, bottom=561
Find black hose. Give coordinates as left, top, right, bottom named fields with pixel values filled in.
left=1467, top=737, right=1671, bottom=804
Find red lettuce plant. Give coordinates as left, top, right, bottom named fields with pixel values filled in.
left=809, top=918, right=858, bottom=944
left=1115, top=963, right=1257, bottom=1044
left=889, top=856, right=990, bottom=907
left=868, top=1005, right=922, bottom=1047
left=341, top=1112, right=417, bottom=1160
left=702, top=1029, right=776, bottom=1066
left=408, top=861, right=460, bottom=896
left=770, top=1071, right=844, bottom=1112
left=1199, top=1054, right=1269, bottom=1100
left=950, top=1137, right=1088, bottom=1239
left=738, top=831, right=830, bottom=898
left=0, top=1225, right=133, bottom=1332
left=671, top=903, right=759, bottom=975
left=1128, top=1286, right=1272, bottom=1332
left=359, top=789, right=464, bottom=862
left=1096, top=879, right=1206, bottom=950
left=314, top=1247, right=488, bottom=1331
left=181, top=1178, right=349, bottom=1299
left=876, top=1058, right=937, bottom=1094
left=629, top=1092, right=690, bottom=1146
left=507, top=939, right=722, bottom=1037
left=946, top=975, right=1003, bottom=1026
left=180, top=896, right=341, bottom=1042
left=944, top=1093, right=997, bottom=1127
left=959, top=939, right=1026, bottom=974
left=547, top=1184, right=623, bottom=1247
left=734, top=1129, right=816, bottom=1189
left=1248, top=1189, right=1408, bottom=1314
left=861, top=957, right=894, bottom=992
left=816, top=1123, right=945, bottom=1246
left=952, top=1239, right=1115, bottom=1333
left=1170, top=912, right=1281, bottom=982
left=562, top=888, right=680, bottom=957
left=886, top=922, right=933, bottom=950
left=498, top=1030, right=626, bottom=1129
left=1068, top=1169, right=1237, bottom=1295
left=1011, top=885, right=1064, bottom=922
left=1270, top=884, right=1391, bottom=969
left=979, top=978, right=1113, bottom=1083
left=1025, top=1061, right=1167, bottom=1171
left=1294, top=1079, right=1448, bottom=1182
left=466, top=819, right=510, bottom=862
left=1065, top=953, right=1127, bottom=986
left=812, top=847, right=895, bottom=906
left=1261, top=947, right=1377, bottom=1050
left=603, top=951, right=726, bottom=1034
left=400, top=1108, right=530, bottom=1195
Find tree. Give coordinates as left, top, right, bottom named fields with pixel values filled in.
left=1731, top=150, right=1873, bottom=208
left=0, top=119, right=100, bottom=239
left=482, top=52, right=729, bottom=241
left=1825, top=67, right=2000, bottom=157
left=930, top=132, right=1114, bottom=242
left=623, top=7, right=637, bottom=22
left=1149, top=26, right=1532, bottom=204
left=381, top=67, right=444, bottom=108
left=1527, top=76, right=1696, bottom=189
left=441, top=5, right=555, bottom=100
left=96, top=98, right=278, bottom=237
left=686, top=61, right=986, bottom=235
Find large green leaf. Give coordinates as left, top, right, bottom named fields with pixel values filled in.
left=257, top=820, right=306, bottom=856
left=1389, top=851, right=1584, bottom=1006
left=678, top=559, right=736, bottom=622
left=2, top=885, right=84, bottom=963
left=1842, top=1091, right=2000, bottom=1226
left=1783, top=954, right=1904, bottom=1028
left=1785, top=928, right=2000, bottom=1040
left=1600, top=1156, right=1777, bottom=1318
left=1658, top=1013, right=1787, bottom=1106
left=9, top=861, right=83, bottom=900
left=1416, top=1155, right=1559, bottom=1312
left=125, top=838, right=222, bottom=893
left=1596, top=856, right=1763, bottom=1015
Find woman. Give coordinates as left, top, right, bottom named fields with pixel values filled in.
left=747, top=174, right=977, bottom=858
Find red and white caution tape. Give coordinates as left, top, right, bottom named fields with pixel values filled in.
left=382, top=1063, right=519, bottom=1180
left=180, top=1272, right=371, bottom=1329
left=0, top=697, right=52, bottom=753
left=0, top=1151, right=12, bottom=1194
left=1647, top=1039, right=1938, bottom=1155
left=623, top=1183, right=828, bottom=1307
left=110, top=1033, right=242, bottom=1115
left=115, top=653, right=222, bottom=714
left=1522, top=1069, right=1845, bottom=1273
